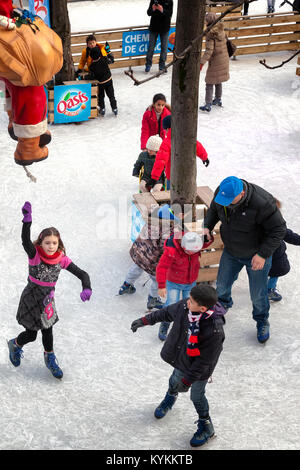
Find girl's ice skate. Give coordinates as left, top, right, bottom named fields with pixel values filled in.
left=44, top=352, right=63, bottom=379
left=7, top=339, right=23, bottom=367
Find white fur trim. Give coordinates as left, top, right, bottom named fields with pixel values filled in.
left=0, top=15, right=16, bottom=30
left=5, top=97, right=12, bottom=112
left=13, top=118, right=48, bottom=138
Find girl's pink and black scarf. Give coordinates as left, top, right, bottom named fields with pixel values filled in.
left=187, top=309, right=214, bottom=357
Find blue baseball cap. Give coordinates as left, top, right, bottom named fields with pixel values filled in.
left=215, top=176, right=244, bottom=206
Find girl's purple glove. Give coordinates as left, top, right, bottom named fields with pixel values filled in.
left=22, top=201, right=32, bottom=223
left=80, top=289, right=92, bottom=302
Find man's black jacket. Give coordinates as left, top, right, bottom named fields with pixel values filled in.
left=147, top=0, right=173, bottom=34
left=204, top=180, right=286, bottom=259
left=144, top=299, right=225, bottom=383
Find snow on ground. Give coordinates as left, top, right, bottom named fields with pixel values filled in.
left=0, top=0, right=299, bottom=451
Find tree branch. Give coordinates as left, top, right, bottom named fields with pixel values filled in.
left=259, top=49, right=300, bottom=69
left=124, top=0, right=257, bottom=86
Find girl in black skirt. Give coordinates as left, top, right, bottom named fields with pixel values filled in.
left=8, top=202, right=92, bottom=379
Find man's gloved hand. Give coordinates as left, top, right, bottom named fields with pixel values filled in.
left=105, top=41, right=111, bottom=53
left=131, top=318, right=146, bottom=332
left=203, top=158, right=210, bottom=167
left=176, top=378, right=191, bottom=393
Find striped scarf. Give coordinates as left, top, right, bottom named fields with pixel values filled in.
left=187, top=309, right=214, bottom=357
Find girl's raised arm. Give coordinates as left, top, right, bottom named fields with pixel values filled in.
left=21, top=202, right=36, bottom=259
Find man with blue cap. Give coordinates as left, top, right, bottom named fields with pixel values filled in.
left=203, top=176, right=286, bottom=344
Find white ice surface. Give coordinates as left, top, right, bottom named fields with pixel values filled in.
left=0, top=0, right=299, bottom=451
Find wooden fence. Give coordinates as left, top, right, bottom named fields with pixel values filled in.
left=70, top=10, right=300, bottom=69
left=297, top=54, right=300, bottom=76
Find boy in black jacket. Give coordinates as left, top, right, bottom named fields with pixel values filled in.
left=131, top=284, right=226, bottom=447
left=87, top=46, right=117, bottom=116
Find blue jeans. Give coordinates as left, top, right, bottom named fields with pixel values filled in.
left=216, top=248, right=272, bottom=325
left=125, top=263, right=158, bottom=298
left=267, top=276, right=278, bottom=290
left=168, top=368, right=209, bottom=418
left=146, top=30, right=169, bottom=67
left=165, top=280, right=196, bottom=306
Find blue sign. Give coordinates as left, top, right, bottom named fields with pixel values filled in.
left=122, top=27, right=176, bottom=57
left=28, top=0, right=51, bottom=27
left=131, top=202, right=145, bottom=243
left=53, top=84, right=91, bottom=124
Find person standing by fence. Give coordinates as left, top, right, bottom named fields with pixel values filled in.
left=145, top=0, right=173, bottom=73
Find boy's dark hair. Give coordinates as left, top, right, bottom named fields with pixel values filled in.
left=153, top=93, right=166, bottom=104
left=86, top=34, right=97, bottom=44
left=190, top=285, right=218, bottom=309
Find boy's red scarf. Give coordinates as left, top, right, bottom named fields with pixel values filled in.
left=187, top=309, right=214, bottom=357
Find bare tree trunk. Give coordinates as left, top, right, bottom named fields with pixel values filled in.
left=170, top=0, right=206, bottom=209
left=49, top=0, right=75, bottom=84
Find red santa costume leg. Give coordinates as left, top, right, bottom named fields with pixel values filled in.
left=4, top=79, right=51, bottom=165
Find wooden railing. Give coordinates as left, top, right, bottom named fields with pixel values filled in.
left=70, top=11, right=300, bottom=69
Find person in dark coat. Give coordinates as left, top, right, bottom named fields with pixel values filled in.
left=132, top=134, right=164, bottom=192
left=131, top=284, right=226, bottom=447
left=86, top=44, right=117, bottom=116
left=204, top=176, right=286, bottom=344
left=267, top=199, right=300, bottom=301
left=145, top=0, right=173, bottom=72
left=8, top=202, right=92, bottom=379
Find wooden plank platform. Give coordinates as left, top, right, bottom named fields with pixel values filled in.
left=132, top=185, right=223, bottom=283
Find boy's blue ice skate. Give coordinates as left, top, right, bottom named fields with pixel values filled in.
left=257, top=322, right=270, bottom=344
left=147, top=295, right=164, bottom=310
left=190, top=417, right=215, bottom=447
left=119, top=281, right=136, bottom=295
left=7, top=339, right=23, bottom=367
left=44, top=352, right=63, bottom=379
left=268, top=288, right=282, bottom=302
left=154, top=392, right=177, bottom=419
left=158, top=321, right=170, bottom=341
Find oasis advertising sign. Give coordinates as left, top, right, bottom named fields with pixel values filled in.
left=28, top=0, right=51, bottom=27
left=53, top=84, right=91, bottom=124
left=122, top=27, right=175, bottom=57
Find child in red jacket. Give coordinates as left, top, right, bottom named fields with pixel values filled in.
left=150, top=115, right=209, bottom=190
left=140, top=93, right=171, bottom=150
left=156, top=231, right=213, bottom=340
